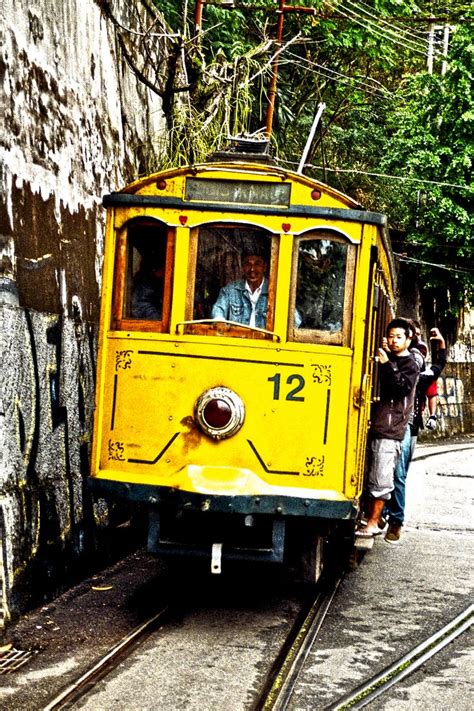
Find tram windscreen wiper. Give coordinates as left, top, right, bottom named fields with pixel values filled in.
left=175, top=319, right=280, bottom=341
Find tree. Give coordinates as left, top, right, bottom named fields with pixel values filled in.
left=381, top=24, right=473, bottom=339
left=150, top=1, right=473, bottom=335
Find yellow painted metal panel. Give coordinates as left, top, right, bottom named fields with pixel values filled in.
left=98, top=337, right=352, bottom=499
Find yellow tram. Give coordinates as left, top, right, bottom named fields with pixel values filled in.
left=90, top=144, right=395, bottom=581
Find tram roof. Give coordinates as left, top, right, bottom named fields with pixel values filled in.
left=118, top=162, right=357, bottom=201
left=103, top=160, right=396, bottom=293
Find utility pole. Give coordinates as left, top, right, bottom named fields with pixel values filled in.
left=427, top=16, right=435, bottom=74
left=265, top=2, right=316, bottom=138
left=441, top=24, right=451, bottom=76
left=427, top=20, right=452, bottom=76
left=192, top=0, right=317, bottom=139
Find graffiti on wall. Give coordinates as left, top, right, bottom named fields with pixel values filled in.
left=436, top=376, right=466, bottom=433
left=0, top=303, right=104, bottom=629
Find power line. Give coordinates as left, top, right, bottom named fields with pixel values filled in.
left=279, top=161, right=474, bottom=192
left=342, top=0, right=433, bottom=49
left=392, top=240, right=472, bottom=250
left=393, top=253, right=473, bottom=274
left=324, top=0, right=435, bottom=58
left=283, top=51, right=393, bottom=97
left=344, top=0, right=433, bottom=39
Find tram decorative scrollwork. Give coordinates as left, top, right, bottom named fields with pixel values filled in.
left=108, top=440, right=125, bottom=461
left=304, top=455, right=325, bottom=477
left=116, top=350, right=133, bottom=371
left=311, top=364, right=332, bottom=385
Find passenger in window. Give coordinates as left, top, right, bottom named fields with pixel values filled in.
left=211, top=254, right=268, bottom=328
left=131, top=253, right=165, bottom=320
left=295, top=240, right=345, bottom=330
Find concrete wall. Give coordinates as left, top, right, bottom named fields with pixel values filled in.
left=0, top=0, right=172, bottom=631
left=422, top=364, right=474, bottom=440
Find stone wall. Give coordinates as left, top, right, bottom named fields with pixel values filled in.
left=421, top=364, right=474, bottom=440
left=0, top=0, right=173, bottom=631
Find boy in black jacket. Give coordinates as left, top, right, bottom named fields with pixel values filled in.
left=357, top=318, right=420, bottom=538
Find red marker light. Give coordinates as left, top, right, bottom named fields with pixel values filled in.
left=157, top=180, right=167, bottom=190
left=203, top=399, right=232, bottom=429
left=311, top=189, right=322, bottom=200
left=194, top=387, right=245, bottom=440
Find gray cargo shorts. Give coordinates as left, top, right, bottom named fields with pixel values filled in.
left=367, top=437, right=401, bottom=500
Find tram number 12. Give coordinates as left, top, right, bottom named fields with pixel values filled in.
left=268, top=373, right=305, bottom=401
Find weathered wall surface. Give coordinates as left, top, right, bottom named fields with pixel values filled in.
left=0, top=0, right=173, bottom=631
left=420, top=364, right=474, bottom=441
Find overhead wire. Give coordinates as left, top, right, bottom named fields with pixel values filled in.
left=393, top=254, right=473, bottom=274
left=323, top=0, right=437, bottom=58
left=278, top=160, right=474, bottom=192
left=344, top=0, right=436, bottom=41
left=282, top=51, right=392, bottom=98
left=330, top=1, right=433, bottom=55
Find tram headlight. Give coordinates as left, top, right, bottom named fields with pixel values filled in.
left=195, top=387, right=245, bottom=440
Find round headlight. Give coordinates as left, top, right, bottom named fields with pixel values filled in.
left=195, top=387, right=245, bottom=440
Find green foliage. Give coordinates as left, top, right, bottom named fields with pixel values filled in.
left=151, top=0, right=473, bottom=332
left=381, top=24, right=473, bottom=317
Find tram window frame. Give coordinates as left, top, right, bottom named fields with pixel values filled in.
left=111, top=218, right=175, bottom=333
left=184, top=222, right=278, bottom=339
left=289, top=232, right=356, bottom=346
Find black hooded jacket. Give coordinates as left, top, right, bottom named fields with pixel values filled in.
left=370, top=351, right=420, bottom=441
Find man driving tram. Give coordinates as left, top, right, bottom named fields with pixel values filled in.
left=211, top=254, right=268, bottom=328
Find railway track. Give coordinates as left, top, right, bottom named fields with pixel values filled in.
left=45, top=572, right=471, bottom=711
left=43, top=605, right=171, bottom=710
left=326, top=603, right=474, bottom=710
left=253, top=574, right=344, bottom=711
left=27, top=445, right=473, bottom=710
left=40, top=571, right=342, bottom=710
left=253, top=586, right=472, bottom=710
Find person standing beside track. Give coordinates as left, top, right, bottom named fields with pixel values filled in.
left=356, top=318, right=420, bottom=539
left=383, top=326, right=447, bottom=544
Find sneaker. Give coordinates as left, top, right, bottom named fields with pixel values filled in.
left=385, top=524, right=402, bottom=544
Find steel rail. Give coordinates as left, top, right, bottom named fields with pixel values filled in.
left=42, top=605, right=170, bottom=710
left=412, top=443, right=474, bottom=462
left=254, top=575, right=343, bottom=711
left=326, top=603, right=474, bottom=710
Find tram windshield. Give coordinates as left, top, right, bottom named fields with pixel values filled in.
left=291, top=233, right=355, bottom=344
left=189, top=224, right=276, bottom=336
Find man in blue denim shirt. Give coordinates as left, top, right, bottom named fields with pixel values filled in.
left=211, top=255, right=268, bottom=328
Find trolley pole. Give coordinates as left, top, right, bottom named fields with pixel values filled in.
left=297, top=102, right=326, bottom=174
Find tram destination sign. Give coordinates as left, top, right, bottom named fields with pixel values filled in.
left=185, top=178, right=291, bottom=207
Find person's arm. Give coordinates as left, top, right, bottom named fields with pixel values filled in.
left=211, top=286, right=230, bottom=320
left=420, top=328, right=447, bottom=380
left=378, top=350, right=419, bottom=396
left=430, top=327, right=447, bottom=374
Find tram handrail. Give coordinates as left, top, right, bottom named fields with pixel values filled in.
left=175, top=319, right=281, bottom=342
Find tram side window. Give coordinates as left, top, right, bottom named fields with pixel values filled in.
left=123, top=221, right=169, bottom=322
left=192, top=225, right=274, bottom=332
left=293, top=236, right=352, bottom=343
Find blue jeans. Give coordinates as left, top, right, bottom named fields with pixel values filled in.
left=385, top=425, right=414, bottom=526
